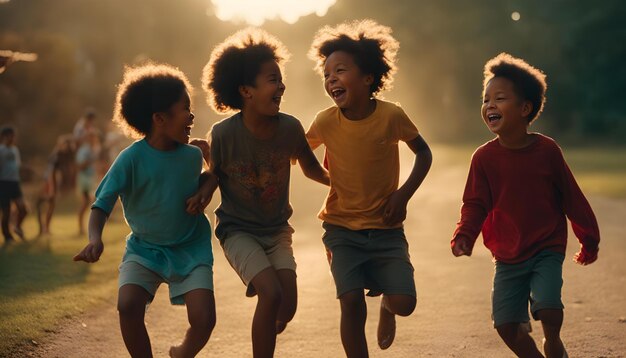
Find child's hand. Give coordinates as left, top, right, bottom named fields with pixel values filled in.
left=73, top=240, right=104, bottom=263
left=382, top=190, right=410, bottom=226
left=574, top=249, right=598, bottom=265
left=190, top=138, right=210, bottom=165
left=451, top=235, right=473, bottom=257
left=186, top=189, right=213, bottom=215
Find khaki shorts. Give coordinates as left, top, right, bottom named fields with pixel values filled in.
left=119, top=261, right=214, bottom=305
left=322, top=222, right=416, bottom=298
left=222, top=228, right=296, bottom=297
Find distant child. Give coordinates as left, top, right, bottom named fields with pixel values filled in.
left=451, top=53, right=600, bottom=358
left=75, top=128, right=101, bottom=235
left=73, top=64, right=217, bottom=358
left=0, top=126, right=27, bottom=242
left=307, top=20, right=432, bottom=356
left=36, top=135, right=73, bottom=236
left=202, top=28, right=329, bottom=357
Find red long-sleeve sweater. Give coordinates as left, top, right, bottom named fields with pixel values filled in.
left=453, top=134, right=600, bottom=264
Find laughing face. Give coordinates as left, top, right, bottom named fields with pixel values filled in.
left=481, top=77, right=531, bottom=137
left=323, top=51, right=373, bottom=115
left=246, top=60, right=285, bottom=118
left=163, top=91, right=195, bottom=145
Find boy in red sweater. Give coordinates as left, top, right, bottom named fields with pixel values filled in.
left=452, top=53, right=600, bottom=358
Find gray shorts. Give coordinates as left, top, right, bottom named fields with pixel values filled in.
left=118, top=261, right=214, bottom=305
left=322, top=222, right=416, bottom=298
left=492, top=250, right=565, bottom=327
left=221, top=228, right=297, bottom=297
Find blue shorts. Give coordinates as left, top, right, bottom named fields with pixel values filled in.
left=492, top=250, right=565, bottom=327
left=119, top=261, right=214, bottom=305
left=322, top=222, right=416, bottom=299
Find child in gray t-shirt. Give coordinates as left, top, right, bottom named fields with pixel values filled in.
left=201, top=28, right=329, bottom=357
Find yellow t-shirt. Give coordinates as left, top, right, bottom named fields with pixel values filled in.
left=306, top=99, right=419, bottom=230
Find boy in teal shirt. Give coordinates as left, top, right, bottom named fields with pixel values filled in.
left=74, top=63, right=217, bottom=358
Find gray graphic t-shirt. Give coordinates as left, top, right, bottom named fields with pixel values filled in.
left=210, top=112, right=308, bottom=242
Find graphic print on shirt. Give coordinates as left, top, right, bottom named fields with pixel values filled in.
left=223, top=147, right=290, bottom=213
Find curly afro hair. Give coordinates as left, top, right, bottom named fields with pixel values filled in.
left=483, top=53, right=547, bottom=123
left=308, top=19, right=399, bottom=96
left=112, top=63, right=193, bottom=139
left=202, top=28, right=290, bottom=114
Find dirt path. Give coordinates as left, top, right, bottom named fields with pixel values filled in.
left=25, top=156, right=626, bottom=357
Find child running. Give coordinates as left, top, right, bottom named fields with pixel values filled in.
left=451, top=53, right=600, bottom=358
left=73, top=63, right=217, bottom=358
left=0, top=126, right=27, bottom=242
left=307, top=19, right=432, bottom=357
left=201, top=28, right=329, bottom=358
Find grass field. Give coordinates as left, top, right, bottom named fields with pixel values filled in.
left=0, top=145, right=624, bottom=354
left=0, top=201, right=128, bottom=354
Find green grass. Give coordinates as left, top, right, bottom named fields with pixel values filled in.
left=0, top=205, right=128, bottom=354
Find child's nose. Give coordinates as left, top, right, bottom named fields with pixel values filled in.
left=190, top=112, right=195, bottom=120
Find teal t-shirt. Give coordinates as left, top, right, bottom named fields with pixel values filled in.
left=92, top=139, right=213, bottom=281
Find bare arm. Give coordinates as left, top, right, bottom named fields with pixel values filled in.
left=383, top=134, right=432, bottom=226
left=73, top=208, right=108, bottom=263
left=298, top=144, right=330, bottom=186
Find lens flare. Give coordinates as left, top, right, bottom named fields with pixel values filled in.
left=511, top=11, right=521, bottom=21
left=210, top=0, right=336, bottom=26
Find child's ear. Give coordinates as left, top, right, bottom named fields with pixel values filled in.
left=152, top=112, right=167, bottom=127
left=364, top=74, right=374, bottom=86
left=238, top=85, right=252, bottom=99
left=521, top=101, right=533, bottom=118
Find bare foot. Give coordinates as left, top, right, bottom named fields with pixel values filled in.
left=377, top=301, right=396, bottom=350
left=13, top=226, right=25, bottom=240
left=276, top=320, right=287, bottom=334
left=169, top=345, right=183, bottom=358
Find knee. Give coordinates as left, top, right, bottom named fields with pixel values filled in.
left=340, top=292, right=366, bottom=314
left=496, top=324, right=519, bottom=344
left=388, top=296, right=416, bottom=317
left=117, top=297, right=146, bottom=318
left=190, top=311, right=216, bottom=335
left=256, top=282, right=283, bottom=307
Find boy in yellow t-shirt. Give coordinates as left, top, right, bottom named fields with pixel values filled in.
left=307, top=19, right=432, bottom=356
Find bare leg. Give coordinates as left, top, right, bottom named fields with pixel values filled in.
left=77, top=191, right=90, bottom=235
left=13, top=197, right=27, bottom=236
left=118, top=284, right=153, bottom=358
left=1, top=202, right=12, bottom=241
left=275, top=269, right=297, bottom=334
left=170, top=289, right=216, bottom=358
left=537, top=309, right=565, bottom=358
left=250, top=267, right=282, bottom=358
left=496, top=322, right=544, bottom=358
left=44, top=197, right=55, bottom=234
left=339, top=290, right=368, bottom=358
left=378, top=294, right=416, bottom=349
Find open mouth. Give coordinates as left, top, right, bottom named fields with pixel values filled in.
left=487, top=113, right=502, bottom=123
left=330, top=88, right=346, bottom=100
left=272, top=96, right=281, bottom=106
left=184, top=126, right=192, bottom=136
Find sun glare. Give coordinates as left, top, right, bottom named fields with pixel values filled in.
left=211, top=0, right=336, bottom=26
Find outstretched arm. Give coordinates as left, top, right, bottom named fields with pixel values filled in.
left=383, top=134, right=432, bottom=226
left=73, top=208, right=107, bottom=263
left=298, top=143, right=330, bottom=186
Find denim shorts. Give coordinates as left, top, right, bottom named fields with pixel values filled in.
left=492, top=250, right=565, bottom=327
left=322, top=222, right=416, bottom=298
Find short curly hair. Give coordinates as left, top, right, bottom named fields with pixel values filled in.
left=483, top=53, right=547, bottom=123
left=113, top=63, right=193, bottom=139
left=309, top=19, right=399, bottom=96
left=202, top=28, right=290, bottom=114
